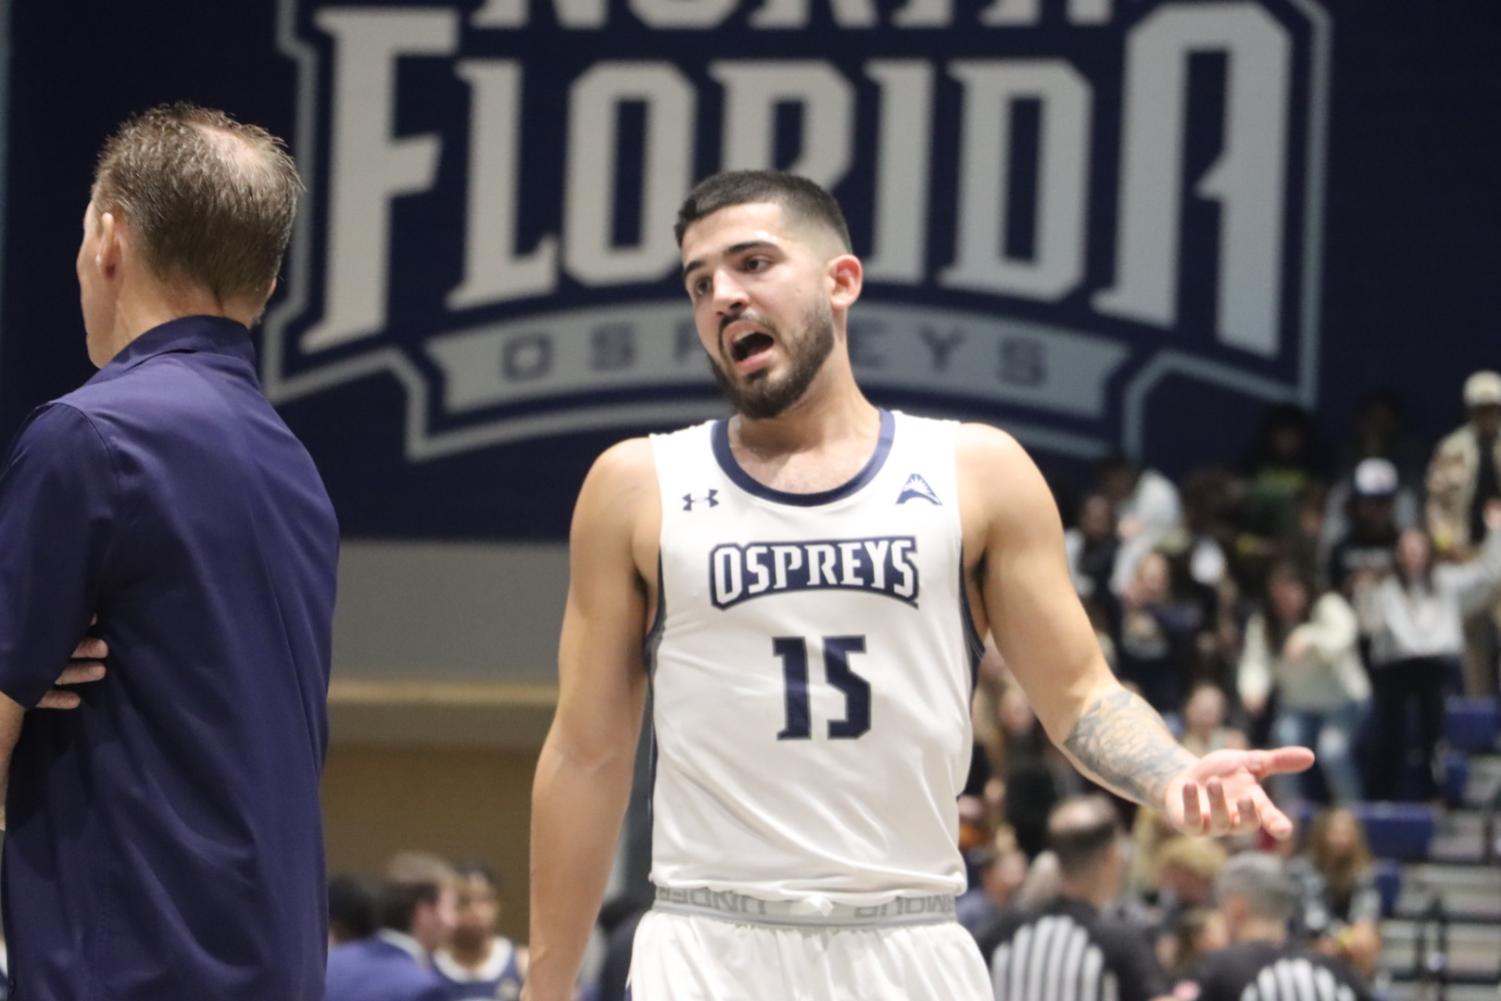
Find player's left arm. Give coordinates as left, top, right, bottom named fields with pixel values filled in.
left=959, top=424, right=1312, bottom=838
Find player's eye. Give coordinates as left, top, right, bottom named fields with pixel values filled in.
left=744, top=257, right=770, bottom=272
left=689, top=277, right=710, bottom=299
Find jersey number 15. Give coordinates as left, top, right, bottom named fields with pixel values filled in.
left=774, top=635, right=870, bottom=740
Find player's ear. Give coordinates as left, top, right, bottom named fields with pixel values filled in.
left=827, top=253, right=862, bottom=311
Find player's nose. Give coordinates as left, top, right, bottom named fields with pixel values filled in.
left=711, top=269, right=749, bottom=315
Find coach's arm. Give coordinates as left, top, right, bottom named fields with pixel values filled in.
left=958, top=424, right=1312, bottom=839
left=0, top=405, right=119, bottom=828
left=0, top=644, right=110, bottom=828
left=524, top=439, right=657, bottom=1001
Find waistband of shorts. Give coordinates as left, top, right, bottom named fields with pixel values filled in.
left=651, top=885, right=957, bottom=928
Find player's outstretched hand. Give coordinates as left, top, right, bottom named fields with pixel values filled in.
left=36, top=634, right=108, bottom=710
left=1163, top=746, right=1315, bottom=839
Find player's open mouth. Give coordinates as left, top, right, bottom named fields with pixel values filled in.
left=730, top=331, right=775, bottom=363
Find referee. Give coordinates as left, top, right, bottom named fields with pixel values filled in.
left=0, top=104, right=337, bottom=1001
left=978, top=796, right=1167, bottom=1001
left=1191, top=854, right=1373, bottom=1001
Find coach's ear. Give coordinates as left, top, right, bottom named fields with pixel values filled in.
left=96, top=210, right=125, bottom=280
left=827, top=253, right=863, bottom=313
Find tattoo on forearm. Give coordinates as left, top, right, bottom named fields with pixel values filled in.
left=1061, top=689, right=1195, bottom=806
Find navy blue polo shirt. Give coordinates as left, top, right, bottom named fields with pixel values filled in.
left=0, top=316, right=339, bottom=1001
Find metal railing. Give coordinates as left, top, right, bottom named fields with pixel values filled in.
left=1411, top=893, right=1449, bottom=1001
left=1482, top=779, right=1501, bottom=866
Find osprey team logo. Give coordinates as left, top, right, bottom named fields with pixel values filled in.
left=264, top=0, right=1330, bottom=462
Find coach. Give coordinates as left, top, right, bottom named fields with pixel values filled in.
left=0, top=104, right=338, bottom=1000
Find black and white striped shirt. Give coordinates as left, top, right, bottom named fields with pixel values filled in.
left=978, top=899, right=1166, bottom=1001
left=1191, top=942, right=1372, bottom=1001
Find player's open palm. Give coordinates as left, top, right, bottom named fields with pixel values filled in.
left=1163, top=746, right=1315, bottom=840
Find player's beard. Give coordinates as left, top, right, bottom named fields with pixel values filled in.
left=708, top=300, right=836, bottom=420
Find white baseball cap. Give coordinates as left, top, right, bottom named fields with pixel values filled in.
left=1464, top=370, right=1501, bottom=408
left=1352, top=457, right=1398, bottom=498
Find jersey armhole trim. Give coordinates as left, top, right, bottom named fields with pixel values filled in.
left=959, top=548, right=985, bottom=691
left=642, top=552, right=666, bottom=678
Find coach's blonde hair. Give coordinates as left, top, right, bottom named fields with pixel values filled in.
left=92, top=102, right=300, bottom=305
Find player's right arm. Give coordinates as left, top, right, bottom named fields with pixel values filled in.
left=523, top=438, right=657, bottom=1001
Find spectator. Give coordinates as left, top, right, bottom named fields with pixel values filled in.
left=971, top=642, right=1009, bottom=789
left=1126, top=808, right=1178, bottom=902
left=1238, top=563, right=1368, bottom=803
left=958, top=842, right=1030, bottom=938
left=978, top=796, right=1167, bottom=1001
left=1193, top=853, right=1372, bottom=1001
left=1334, top=390, right=1426, bottom=487
left=1426, top=369, right=1501, bottom=695
left=1114, top=552, right=1198, bottom=713
left=1240, top=404, right=1328, bottom=547
left=1159, top=907, right=1227, bottom=985
left=1288, top=808, right=1382, bottom=979
left=1150, top=836, right=1230, bottom=964
left=1066, top=492, right=1122, bottom=601
left=1097, top=455, right=1184, bottom=596
left=433, top=862, right=527, bottom=1001
left=1326, top=458, right=1402, bottom=609
left=326, top=852, right=458, bottom=1001
left=1322, top=442, right=1420, bottom=583
left=1365, top=504, right=1501, bottom=800
left=960, top=794, right=994, bottom=860
left=995, top=683, right=1065, bottom=859
left=330, top=873, right=381, bottom=947
left=1180, top=684, right=1248, bottom=757
left=1284, top=485, right=1332, bottom=592
left=1180, top=470, right=1237, bottom=591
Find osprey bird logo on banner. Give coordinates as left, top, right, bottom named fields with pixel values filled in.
left=263, top=0, right=1330, bottom=463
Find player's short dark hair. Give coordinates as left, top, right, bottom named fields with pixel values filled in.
left=1047, top=795, right=1122, bottom=879
left=91, top=102, right=301, bottom=306
left=376, top=851, right=456, bottom=933
left=674, top=170, right=852, bottom=251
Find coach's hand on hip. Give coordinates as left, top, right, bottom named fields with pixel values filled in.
left=1163, top=747, right=1315, bottom=839
left=34, top=632, right=109, bottom=710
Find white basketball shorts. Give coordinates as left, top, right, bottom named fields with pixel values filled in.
left=626, top=908, right=992, bottom=1000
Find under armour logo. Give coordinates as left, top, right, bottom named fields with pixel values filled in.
left=896, top=473, right=941, bottom=506
left=683, top=489, right=720, bottom=511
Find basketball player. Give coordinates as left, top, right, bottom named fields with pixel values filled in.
left=523, top=171, right=1314, bottom=1001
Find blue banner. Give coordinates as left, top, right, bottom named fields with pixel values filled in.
left=3, top=0, right=1495, bottom=539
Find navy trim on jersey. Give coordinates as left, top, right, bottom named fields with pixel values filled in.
left=642, top=553, right=666, bottom=677
left=711, top=409, right=895, bottom=506
left=643, top=556, right=665, bottom=838
left=959, top=557, right=985, bottom=691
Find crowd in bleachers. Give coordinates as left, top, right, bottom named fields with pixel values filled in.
left=1051, top=375, right=1501, bottom=805
left=322, top=371, right=1501, bottom=1001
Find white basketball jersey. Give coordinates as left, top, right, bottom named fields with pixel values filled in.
left=647, top=409, right=981, bottom=904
